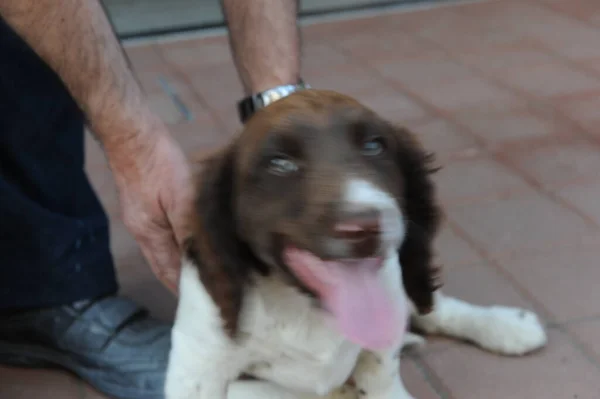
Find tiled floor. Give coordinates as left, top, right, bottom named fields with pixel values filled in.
left=3, top=0, right=600, bottom=397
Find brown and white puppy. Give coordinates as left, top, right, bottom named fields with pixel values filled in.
left=165, top=90, right=547, bottom=399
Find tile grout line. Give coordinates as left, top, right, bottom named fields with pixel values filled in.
left=553, top=324, right=600, bottom=372
left=409, top=356, right=455, bottom=399
left=549, top=314, right=600, bottom=328
left=532, top=0, right=600, bottom=35
left=445, top=218, right=557, bottom=322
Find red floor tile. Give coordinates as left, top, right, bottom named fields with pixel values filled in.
left=456, top=47, right=555, bottom=72
left=558, top=94, right=600, bottom=135
left=566, top=319, right=600, bottom=364
left=554, top=181, right=600, bottom=226
left=185, top=63, right=245, bottom=112
left=373, top=54, right=473, bottom=90
left=407, top=118, right=482, bottom=163
left=400, top=358, right=443, bottom=399
left=493, top=63, right=600, bottom=99
left=410, top=77, right=523, bottom=113
left=82, top=386, right=111, bottom=399
left=499, top=248, right=600, bottom=323
left=506, top=137, right=600, bottom=189
left=333, top=29, right=441, bottom=62
left=124, top=44, right=164, bottom=74
left=0, top=367, right=83, bottom=399
left=304, top=64, right=386, bottom=95
left=447, top=187, right=593, bottom=258
left=157, top=36, right=234, bottom=72
left=356, top=86, right=429, bottom=124
left=452, top=107, right=562, bottom=148
left=434, top=226, right=485, bottom=269
left=433, top=157, right=531, bottom=206
left=302, top=43, right=352, bottom=75
left=424, top=330, right=600, bottom=399
left=438, top=259, right=543, bottom=317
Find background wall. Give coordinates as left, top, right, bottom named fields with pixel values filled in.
left=103, top=0, right=450, bottom=39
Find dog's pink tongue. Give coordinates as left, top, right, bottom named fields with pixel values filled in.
left=325, top=260, right=405, bottom=349
left=284, top=248, right=406, bottom=350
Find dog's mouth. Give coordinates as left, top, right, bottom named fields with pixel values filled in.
left=282, top=245, right=406, bottom=350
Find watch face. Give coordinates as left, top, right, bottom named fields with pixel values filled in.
left=266, top=90, right=283, bottom=104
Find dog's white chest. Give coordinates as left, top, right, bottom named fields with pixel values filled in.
left=240, top=279, right=361, bottom=396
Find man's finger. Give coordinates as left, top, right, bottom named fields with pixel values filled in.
left=138, top=234, right=181, bottom=295
left=167, top=185, right=194, bottom=249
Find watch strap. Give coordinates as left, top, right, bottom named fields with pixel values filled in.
left=237, top=80, right=310, bottom=124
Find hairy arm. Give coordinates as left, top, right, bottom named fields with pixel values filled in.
left=0, top=0, right=161, bottom=160
left=221, top=0, right=302, bottom=94
left=0, top=0, right=191, bottom=291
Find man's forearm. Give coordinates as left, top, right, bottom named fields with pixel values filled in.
left=0, top=0, right=159, bottom=154
left=221, top=0, right=301, bottom=95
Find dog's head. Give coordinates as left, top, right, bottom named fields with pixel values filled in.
left=186, top=89, right=442, bottom=349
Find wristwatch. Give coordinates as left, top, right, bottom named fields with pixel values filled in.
left=237, top=80, right=310, bottom=124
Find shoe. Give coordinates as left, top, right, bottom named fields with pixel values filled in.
left=0, top=295, right=171, bottom=399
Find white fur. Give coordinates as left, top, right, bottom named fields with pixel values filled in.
left=408, top=291, right=547, bottom=356
left=343, top=178, right=405, bottom=249
left=165, top=262, right=243, bottom=399
left=343, top=178, right=398, bottom=209
left=166, top=262, right=548, bottom=399
left=166, top=252, right=410, bottom=399
left=166, top=178, right=547, bottom=399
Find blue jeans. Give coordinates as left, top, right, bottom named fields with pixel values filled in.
left=0, top=18, right=118, bottom=308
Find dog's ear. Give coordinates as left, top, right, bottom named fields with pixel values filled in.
left=185, top=145, right=267, bottom=338
left=391, top=125, right=443, bottom=315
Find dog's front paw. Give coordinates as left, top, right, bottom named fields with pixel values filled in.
left=474, top=306, right=547, bottom=356
left=401, top=332, right=426, bottom=352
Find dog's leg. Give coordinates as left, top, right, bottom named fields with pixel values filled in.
left=401, top=332, right=426, bottom=351
left=165, top=326, right=245, bottom=399
left=165, top=262, right=246, bottom=399
left=352, top=350, right=414, bottom=399
left=227, top=380, right=358, bottom=399
left=409, top=290, right=547, bottom=355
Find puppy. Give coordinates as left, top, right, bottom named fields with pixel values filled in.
left=165, top=89, right=547, bottom=399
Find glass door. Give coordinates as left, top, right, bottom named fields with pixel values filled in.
left=103, top=0, right=450, bottom=39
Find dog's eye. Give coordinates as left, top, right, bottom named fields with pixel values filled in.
left=267, top=156, right=299, bottom=175
left=361, top=137, right=385, bottom=156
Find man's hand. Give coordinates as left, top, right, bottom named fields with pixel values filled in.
left=108, top=128, right=193, bottom=293
left=0, top=0, right=194, bottom=292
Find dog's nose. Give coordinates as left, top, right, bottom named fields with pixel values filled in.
left=333, top=210, right=381, bottom=257
left=334, top=214, right=380, bottom=240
